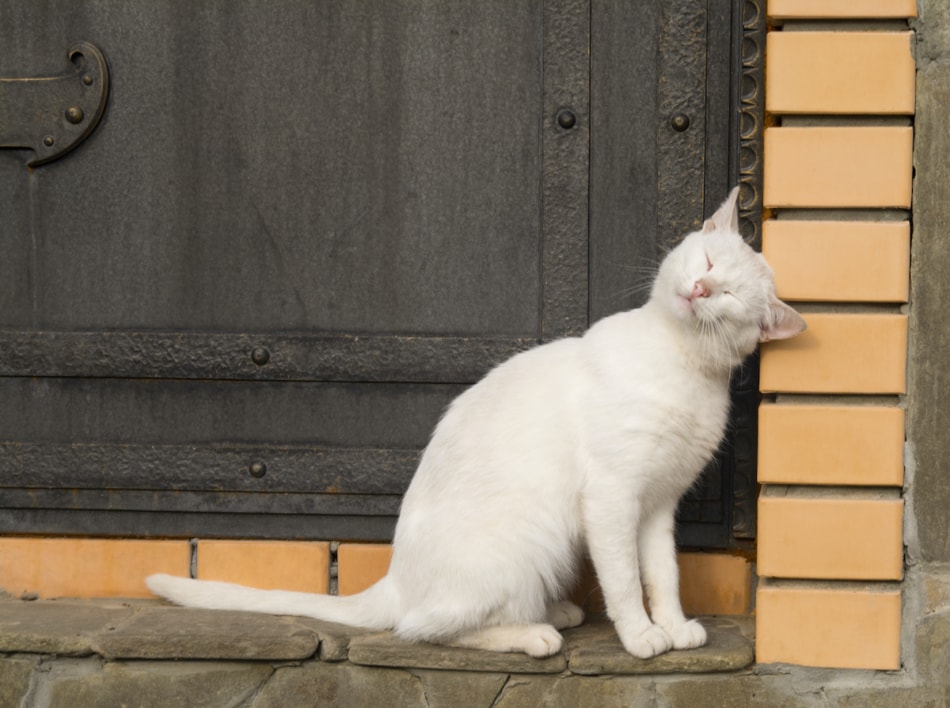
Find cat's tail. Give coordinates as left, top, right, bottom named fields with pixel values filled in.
left=145, top=573, right=397, bottom=631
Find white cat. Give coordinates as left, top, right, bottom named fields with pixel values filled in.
left=147, top=187, right=805, bottom=659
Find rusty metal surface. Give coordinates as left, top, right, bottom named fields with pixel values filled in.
left=0, top=331, right=534, bottom=383
left=0, top=41, right=110, bottom=166
left=0, top=0, right=763, bottom=546
left=655, top=0, right=709, bottom=252
left=737, top=0, right=767, bottom=246
left=540, top=0, right=590, bottom=340
left=0, top=442, right=419, bottom=494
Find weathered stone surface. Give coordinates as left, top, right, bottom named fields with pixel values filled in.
left=656, top=674, right=812, bottom=708
left=565, top=617, right=753, bottom=675
left=495, top=674, right=653, bottom=707
left=0, top=598, right=133, bottom=655
left=921, top=569, right=950, bottom=614
left=348, top=631, right=567, bottom=674
left=834, top=686, right=950, bottom=708
left=0, top=656, right=36, bottom=707
left=909, top=62, right=950, bottom=565
left=46, top=660, right=272, bottom=708
left=93, top=607, right=318, bottom=660
left=252, top=661, right=425, bottom=708
left=412, top=669, right=509, bottom=708
left=915, top=0, right=950, bottom=63
left=293, top=615, right=375, bottom=661
left=914, top=611, right=950, bottom=686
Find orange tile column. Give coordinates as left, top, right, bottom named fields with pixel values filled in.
left=757, top=3, right=915, bottom=670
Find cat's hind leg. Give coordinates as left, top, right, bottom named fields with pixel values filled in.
left=447, top=623, right=564, bottom=658
left=546, top=600, right=585, bottom=630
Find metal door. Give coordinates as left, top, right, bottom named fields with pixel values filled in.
left=0, top=1, right=764, bottom=547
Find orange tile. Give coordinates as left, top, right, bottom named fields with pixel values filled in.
left=196, top=540, right=329, bottom=593
left=758, top=497, right=904, bottom=580
left=337, top=543, right=392, bottom=596
left=760, top=313, right=907, bottom=394
left=768, top=0, right=917, bottom=19
left=763, top=127, right=913, bottom=208
left=678, top=553, right=752, bottom=616
left=756, top=584, right=901, bottom=669
left=758, top=403, right=904, bottom=486
left=767, top=32, right=914, bottom=115
left=0, top=537, right=190, bottom=598
left=571, top=553, right=751, bottom=616
left=762, top=220, right=910, bottom=303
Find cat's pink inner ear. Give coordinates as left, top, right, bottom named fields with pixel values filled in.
left=706, top=186, right=740, bottom=234
left=760, top=298, right=807, bottom=343
left=721, top=186, right=740, bottom=233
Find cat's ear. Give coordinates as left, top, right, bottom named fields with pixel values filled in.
left=702, top=186, right=740, bottom=234
left=760, top=296, right=807, bottom=342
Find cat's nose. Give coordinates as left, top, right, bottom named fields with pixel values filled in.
left=691, top=280, right=710, bottom=300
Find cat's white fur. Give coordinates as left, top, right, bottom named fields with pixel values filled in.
left=147, top=187, right=805, bottom=659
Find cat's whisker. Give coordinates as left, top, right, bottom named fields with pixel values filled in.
left=609, top=281, right=657, bottom=304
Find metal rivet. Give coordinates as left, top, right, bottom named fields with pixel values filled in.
left=43, top=135, right=55, bottom=147
left=65, top=106, right=84, bottom=124
left=249, top=461, right=267, bottom=478
left=82, top=74, right=94, bottom=86
left=556, top=109, right=577, bottom=130
left=670, top=113, right=690, bottom=132
left=251, top=347, right=270, bottom=366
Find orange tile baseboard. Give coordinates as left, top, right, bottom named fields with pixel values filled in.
left=756, top=584, right=901, bottom=670
left=762, top=220, right=910, bottom=303
left=760, top=313, right=908, bottom=394
left=196, top=539, right=329, bottom=593
left=0, top=537, right=190, bottom=599
left=758, top=403, right=904, bottom=486
left=763, top=127, right=913, bottom=209
left=768, top=0, right=917, bottom=20
left=767, top=32, right=914, bottom=115
left=572, top=552, right=751, bottom=617
left=338, top=544, right=750, bottom=617
left=337, top=543, right=393, bottom=596
left=758, top=497, right=904, bottom=580
left=678, top=553, right=752, bottom=617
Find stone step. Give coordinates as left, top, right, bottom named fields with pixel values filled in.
left=0, top=596, right=754, bottom=707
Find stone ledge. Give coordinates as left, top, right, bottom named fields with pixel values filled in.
left=0, top=596, right=753, bottom=675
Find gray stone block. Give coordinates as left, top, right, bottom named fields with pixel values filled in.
left=0, top=656, right=36, bottom=707
left=909, top=61, right=950, bottom=565
left=46, top=660, right=272, bottom=708
left=347, top=631, right=567, bottom=674
left=565, top=617, right=754, bottom=675
left=0, top=598, right=133, bottom=655
left=412, top=669, right=509, bottom=708
left=252, top=662, right=426, bottom=708
left=915, top=0, right=950, bottom=63
left=292, top=615, right=376, bottom=661
left=915, top=611, right=950, bottom=687
left=92, top=606, right=319, bottom=660
left=655, top=674, right=812, bottom=708
left=495, top=674, right=653, bottom=708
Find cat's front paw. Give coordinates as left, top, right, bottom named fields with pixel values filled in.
left=618, top=623, right=673, bottom=659
left=522, top=624, right=565, bottom=658
left=663, top=618, right=707, bottom=650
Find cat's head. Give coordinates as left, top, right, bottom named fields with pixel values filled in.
left=652, top=187, right=806, bottom=368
